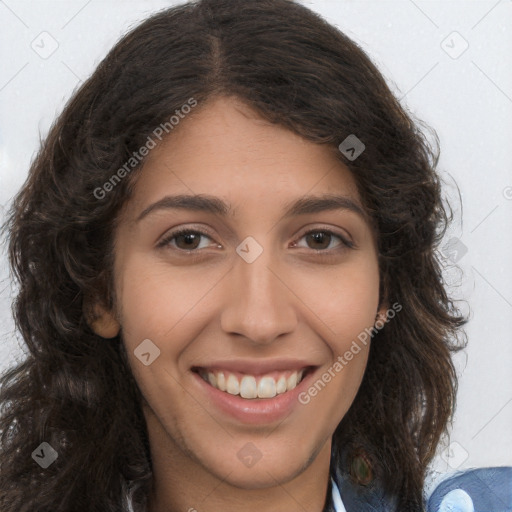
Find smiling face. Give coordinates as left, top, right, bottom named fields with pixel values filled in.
left=91, top=95, right=385, bottom=508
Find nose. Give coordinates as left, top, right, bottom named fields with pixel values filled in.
left=220, top=243, right=298, bottom=345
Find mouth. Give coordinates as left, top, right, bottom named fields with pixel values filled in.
left=191, top=365, right=317, bottom=400
left=189, top=359, right=321, bottom=424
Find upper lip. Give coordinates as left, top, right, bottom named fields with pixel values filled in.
left=191, top=359, right=319, bottom=376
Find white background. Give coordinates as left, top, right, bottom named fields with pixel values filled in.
left=1, top=0, right=511, bottom=495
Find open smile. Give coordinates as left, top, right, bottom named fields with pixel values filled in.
left=190, top=364, right=319, bottom=424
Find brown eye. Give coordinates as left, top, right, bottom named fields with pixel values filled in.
left=294, top=229, right=354, bottom=252
left=305, top=231, right=333, bottom=250
left=174, top=232, right=202, bottom=250
left=158, top=229, right=216, bottom=252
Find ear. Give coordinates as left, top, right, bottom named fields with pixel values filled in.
left=375, top=301, right=390, bottom=325
left=376, top=282, right=390, bottom=325
left=84, top=300, right=121, bottom=339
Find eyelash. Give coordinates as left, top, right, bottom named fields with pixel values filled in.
left=156, top=227, right=355, bottom=255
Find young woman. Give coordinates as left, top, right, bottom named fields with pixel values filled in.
left=1, top=1, right=509, bottom=511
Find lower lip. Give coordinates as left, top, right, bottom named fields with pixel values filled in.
left=191, top=368, right=317, bottom=425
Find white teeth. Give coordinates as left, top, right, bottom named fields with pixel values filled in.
left=276, top=375, right=287, bottom=394
left=217, top=371, right=226, bottom=391
left=257, top=376, right=277, bottom=398
left=226, top=374, right=240, bottom=395
left=201, top=368, right=307, bottom=399
left=240, top=376, right=257, bottom=398
left=287, top=372, right=297, bottom=389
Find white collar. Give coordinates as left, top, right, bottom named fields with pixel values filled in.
left=331, top=477, right=347, bottom=512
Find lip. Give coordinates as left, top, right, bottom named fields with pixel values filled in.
left=190, top=364, right=318, bottom=425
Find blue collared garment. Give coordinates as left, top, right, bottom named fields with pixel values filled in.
left=327, top=465, right=512, bottom=512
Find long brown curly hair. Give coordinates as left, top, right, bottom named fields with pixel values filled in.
left=0, top=0, right=467, bottom=510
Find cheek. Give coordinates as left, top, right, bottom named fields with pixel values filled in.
left=117, top=248, right=380, bottom=347
left=291, top=256, right=381, bottom=346
left=116, top=253, right=226, bottom=347
left=294, top=259, right=380, bottom=423
left=116, top=241, right=380, bottom=358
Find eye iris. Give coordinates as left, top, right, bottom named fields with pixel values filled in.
left=307, top=232, right=330, bottom=250
left=176, top=232, right=201, bottom=250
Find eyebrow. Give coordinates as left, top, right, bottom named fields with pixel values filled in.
left=136, top=193, right=367, bottom=222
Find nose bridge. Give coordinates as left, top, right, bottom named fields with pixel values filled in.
left=220, top=239, right=297, bottom=344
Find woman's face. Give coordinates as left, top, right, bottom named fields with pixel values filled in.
left=94, top=96, right=383, bottom=490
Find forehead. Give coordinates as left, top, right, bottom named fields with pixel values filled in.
left=125, top=96, right=364, bottom=219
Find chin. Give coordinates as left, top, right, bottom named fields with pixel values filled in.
left=198, top=441, right=317, bottom=490
left=215, top=462, right=303, bottom=490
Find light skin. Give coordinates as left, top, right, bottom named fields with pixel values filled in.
left=90, top=95, right=387, bottom=512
